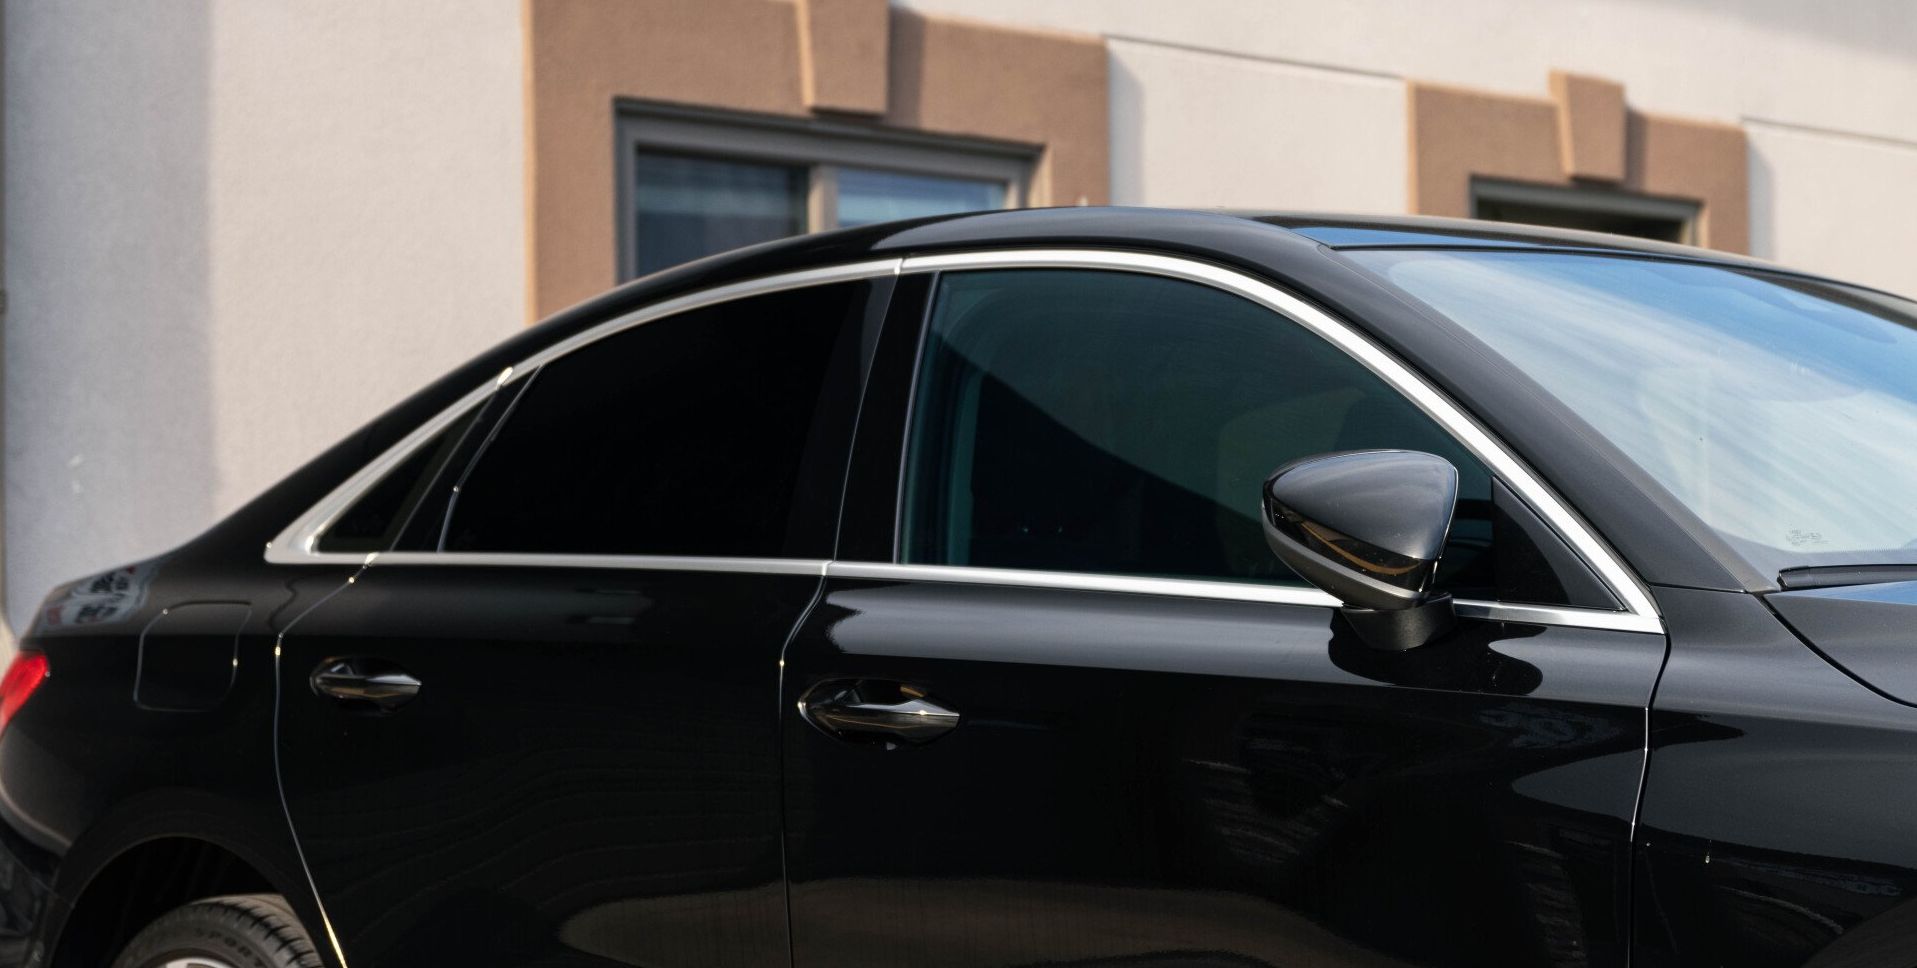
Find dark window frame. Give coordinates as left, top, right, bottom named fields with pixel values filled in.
left=615, top=101, right=1037, bottom=281
left=1470, top=177, right=1700, bottom=244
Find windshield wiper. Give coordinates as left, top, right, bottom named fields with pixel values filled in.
left=1776, top=564, right=1917, bottom=590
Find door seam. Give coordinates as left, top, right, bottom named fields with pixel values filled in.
left=775, top=573, right=832, bottom=968
left=271, top=563, right=371, bottom=968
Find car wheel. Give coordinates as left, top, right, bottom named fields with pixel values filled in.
left=111, top=893, right=322, bottom=968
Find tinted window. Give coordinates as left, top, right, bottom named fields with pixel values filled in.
left=444, top=281, right=872, bottom=557
left=318, top=407, right=481, bottom=554
left=901, top=270, right=1502, bottom=594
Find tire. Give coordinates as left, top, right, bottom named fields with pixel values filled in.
left=111, top=893, right=323, bottom=968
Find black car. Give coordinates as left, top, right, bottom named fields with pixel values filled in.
left=6, top=208, right=1917, bottom=968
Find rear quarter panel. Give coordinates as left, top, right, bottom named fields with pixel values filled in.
left=0, top=552, right=350, bottom=967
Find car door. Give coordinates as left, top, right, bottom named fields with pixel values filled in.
left=781, top=257, right=1668, bottom=967
left=274, top=273, right=890, bottom=967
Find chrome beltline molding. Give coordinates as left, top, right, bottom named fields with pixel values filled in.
left=827, top=561, right=1341, bottom=608
left=263, top=248, right=1662, bottom=635
left=371, top=551, right=831, bottom=576
left=832, top=561, right=1657, bottom=633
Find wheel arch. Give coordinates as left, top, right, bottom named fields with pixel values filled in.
left=49, top=836, right=278, bottom=967
left=40, top=791, right=330, bottom=968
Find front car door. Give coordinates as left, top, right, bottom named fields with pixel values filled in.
left=274, top=270, right=891, bottom=966
left=781, top=253, right=1668, bottom=967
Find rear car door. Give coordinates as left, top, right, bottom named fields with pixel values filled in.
left=274, top=272, right=889, bottom=966
left=781, top=257, right=1668, bottom=967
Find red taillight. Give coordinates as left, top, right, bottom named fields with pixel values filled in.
left=0, top=652, right=48, bottom=735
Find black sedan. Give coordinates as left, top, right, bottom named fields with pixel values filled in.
left=5, top=208, right=1917, bottom=968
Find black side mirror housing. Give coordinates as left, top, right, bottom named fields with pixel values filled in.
left=1262, top=450, right=1460, bottom=651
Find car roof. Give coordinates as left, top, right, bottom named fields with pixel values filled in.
left=1242, top=210, right=1777, bottom=266
left=591, top=208, right=1784, bottom=319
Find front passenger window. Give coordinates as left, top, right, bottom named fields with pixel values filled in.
left=900, top=269, right=1503, bottom=596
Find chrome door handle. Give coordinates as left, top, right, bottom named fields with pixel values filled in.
left=799, top=680, right=960, bottom=747
left=311, top=658, right=422, bottom=711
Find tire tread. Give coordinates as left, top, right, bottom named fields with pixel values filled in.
left=111, top=893, right=323, bottom=968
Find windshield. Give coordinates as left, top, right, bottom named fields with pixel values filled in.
left=1346, top=249, right=1917, bottom=579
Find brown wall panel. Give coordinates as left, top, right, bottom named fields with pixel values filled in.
left=1408, top=76, right=1749, bottom=253
left=525, top=0, right=1108, bottom=319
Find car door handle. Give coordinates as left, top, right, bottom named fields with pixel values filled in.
left=311, top=657, right=422, bottom=711
left=799, top=680, right=960, bottom=747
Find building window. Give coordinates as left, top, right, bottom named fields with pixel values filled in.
left=1471, top=178, right=1699, bottom=244
left=619, top=104, right=1034, bottom=279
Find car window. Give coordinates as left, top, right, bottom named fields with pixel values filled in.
left=1349, top=248, right=1917, bottom=580
left=442, top=280, right=873, bottom=557
left=901, top=269, right=1519, bottom=597
left=317, top=406, right=484, bottom=554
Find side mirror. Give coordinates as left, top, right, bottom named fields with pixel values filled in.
left=1262, top=450, right=1459, bottom=651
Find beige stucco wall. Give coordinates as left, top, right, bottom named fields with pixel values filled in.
left=1749, top=121, right=1917, bottom=293
left=1108, top=38, right=1405, bottom=213
left=3, top=0, right=527, bottom=627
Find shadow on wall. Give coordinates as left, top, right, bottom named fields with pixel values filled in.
left=1626, top=0, right=1917, bottom=61
left=4, top=0, right=216, bottom=633
left=1106, top=50, right=1144, bottom=205
left=1746, top=139, right=1775, bottom=261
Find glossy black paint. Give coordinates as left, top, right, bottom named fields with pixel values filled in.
left=1262, top=449, right=1459, bottom=610
left=1767, top=580, right=1917, bottom=706
left=0, top=208, right=1912, bottom=968
left=1635, top=586, right=1917, bottom=968
left=0, top=554, right=350, bottom=966
left=780, top=579, right=1663, bottom=967
left=275, top=564, right=808, bottom=966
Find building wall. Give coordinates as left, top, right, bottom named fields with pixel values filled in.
left=2, top=0, right=527, bottom=628
left=524, top=0, right=1108, bottom=316
left=904, top=0, right=1917, bottom=293
left=1107, top=38, right=1405, bottom=214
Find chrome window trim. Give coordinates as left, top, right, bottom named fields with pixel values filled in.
left=263, top=372, right=510, bottom=566
left=263, top=247, right=1661, bottom=636
left=373, top=551, right=830, bottom=576
left=899, top=249, right=1662, bottom=634
left=828, top=561, right=1338, bottom=608
left=503, top=258, right=902, bottom=387
left=827, top=561, right=1659, bottom=633
left=263, top=258, right=903, bottom=564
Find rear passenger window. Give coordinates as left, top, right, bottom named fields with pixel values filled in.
left=443, top=281, right=872, bottom=557
left=317, top=408, right=482, bottom=554
left=901, top=269, right=1504, bottom=596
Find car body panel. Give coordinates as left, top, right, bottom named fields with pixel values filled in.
left=1635, top=585, right=1917, bottom=967
left=0, top=553, right=348, bottom=966
left=781, top=578, right=1665, bottom=967
left=274, top=563, right=812, bottom=966
left=1767, top=581, right=1917, bottom=707
left=0, top=208, right=1912, bottom=967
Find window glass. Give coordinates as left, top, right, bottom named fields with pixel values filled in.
left=835, top=168, right=1004, bottom=228
left=633, top=151, right=805, bottom=275
left=901, top=270, right=1501, bottom=595
left=318, top=407, right=482, bottom=554
left=444, top=281, right=872, bottom=557
left=1349, top=249, right=1917, bottom=579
